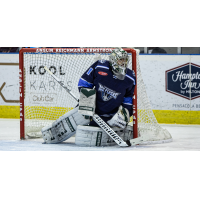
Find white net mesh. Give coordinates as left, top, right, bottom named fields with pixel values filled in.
left=135, top=50, right=172, bottom=143
left=22, top=48, right=172, bottom=143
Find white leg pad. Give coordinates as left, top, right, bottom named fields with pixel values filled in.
left=42, top=107, right=90, bottom=144
left=123, top=125, right=133, bottom=141
left=75, top=125, right=133, bottom=147
left=42, top=124, right=54, bottom=143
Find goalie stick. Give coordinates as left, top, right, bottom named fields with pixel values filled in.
left=44, top=66, right=129, bottom=147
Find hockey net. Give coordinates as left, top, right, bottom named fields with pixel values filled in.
left=19, top=48, right=172, bottom=144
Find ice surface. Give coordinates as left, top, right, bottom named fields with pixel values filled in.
left=0, top=119, right=200, bottom=151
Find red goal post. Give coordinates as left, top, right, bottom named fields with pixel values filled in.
left=19, top=48, right=138, bottom=140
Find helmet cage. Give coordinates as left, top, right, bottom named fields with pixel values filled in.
left=109, top=48, right=129, bottom=80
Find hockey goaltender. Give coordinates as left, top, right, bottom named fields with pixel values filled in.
left=41, top=48, right=136, bottom=147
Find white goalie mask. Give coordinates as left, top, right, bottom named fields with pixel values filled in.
left=109, top=48, right=129, bottom=80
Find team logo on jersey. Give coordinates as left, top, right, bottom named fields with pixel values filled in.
left=98, top=71, right=108, bottom=76
left=98, top=83, right=121, bottom=101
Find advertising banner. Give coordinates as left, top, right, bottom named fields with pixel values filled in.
left=140, top=55, right=200, bottom=124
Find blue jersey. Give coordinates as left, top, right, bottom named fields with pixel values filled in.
left=78, top=60, right=136, bottom=118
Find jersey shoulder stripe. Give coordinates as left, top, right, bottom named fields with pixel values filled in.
left=94, top=60, right=110, bottom=70
left=125, top=69, right=136, bottom=85
left=125, top=74, right=136, bottom=85
left=78, top=78, right=94, bottom=88
left=95, top=65, right=109, bottom=70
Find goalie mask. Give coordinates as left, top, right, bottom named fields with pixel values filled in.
left=109, top=48, right=129, bottom=80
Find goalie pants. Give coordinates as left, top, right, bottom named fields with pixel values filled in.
left=89, top=116, right=112, bottom=127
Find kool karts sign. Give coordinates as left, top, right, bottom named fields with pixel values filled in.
left=166, top=63, right=200, bottom=100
